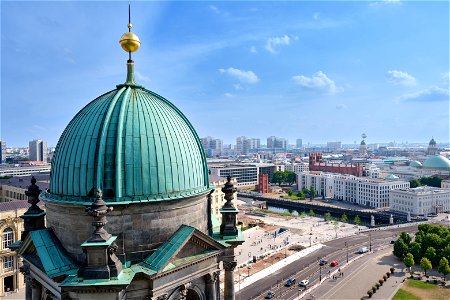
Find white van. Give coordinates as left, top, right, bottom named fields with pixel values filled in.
left=358, top=246, right=368, bottom=253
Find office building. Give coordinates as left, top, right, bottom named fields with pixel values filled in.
left=267, top=136, right=287, bottom=150
left=235, top=136, right=260, bottom=154
left=298, top=171, right=410, bottom=208
left=201, top=136, right=223, bottom=157
left=390, top=187, right=450, bottom=216
left=285, top=162, right=309, bottom=173
left=0, top=174, right=50, bottom=202
left=327, top=141, right=342, bottom=150
left=29, top=140, right=47, bottom=162
left=296, top=138, right=302, bottom=148
left=0, top=141, right=5, bottom=164
left=0, top=165, right=51, bottom=177
left=209, top=165, right=258, bottom=187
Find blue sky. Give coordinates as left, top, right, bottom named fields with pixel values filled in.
left=1, top=0, right=449, bottom=147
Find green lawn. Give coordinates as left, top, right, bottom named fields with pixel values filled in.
left=280, top=195, right=305, bottom=200
left=406, top=279, right=438, bottom=290
left=393, top=289, right=421, bottom=300
left=393, top=279, right=447, bottom=300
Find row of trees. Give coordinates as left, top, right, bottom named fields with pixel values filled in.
left=395, top=224, right=450, bottom=279
left=271, top=171, right=297, bottom=185
left=409, top=176, right=442, bottom=188
left=324, top=212, right=361, bottom=225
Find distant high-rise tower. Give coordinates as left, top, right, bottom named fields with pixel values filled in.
left=29, top=139, right=47, bottom=162
left=0, top=140, right=5, bottom=163
left=427, top=138, right=438, bottom=155
left=359, top=133, right=368, bottom=156
left=267, top=136, right=287, bottom=150
left=296, top=138, right=303, bottom=148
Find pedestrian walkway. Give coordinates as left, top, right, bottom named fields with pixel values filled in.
left=312, top=247, right=405, bottom=299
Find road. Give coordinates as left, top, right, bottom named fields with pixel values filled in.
left=236, top=225, right=419, bottom=300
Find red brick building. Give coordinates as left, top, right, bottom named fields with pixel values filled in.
left=258, top=173, right=269, bottom=194
left=309, top=153, right=363, bottom=177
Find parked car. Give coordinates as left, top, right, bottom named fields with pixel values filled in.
left=358, top=247, right=368, bottom=254
left=265, top=291, right=275, bottom=299
left=285, top=278, right=296, bottom=287
left=319, top=259, right=328, bottom=266
left=390, top=240, right=396, bottom=244
left=299, top=279, right=309, bottom=287
left=330, top=260, right=339, bottom=267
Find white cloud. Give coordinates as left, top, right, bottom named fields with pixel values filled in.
left=369, top=0, right=402, bottom=8
left=233, top=84, right=243, bottom=90
left=135, top=71, right=151, bottom=83
left=209, top=5, right=220, bottom=13
left=265, top=35, right=290, bottom=54
left=292, top=71, right=342, bottom=94
left=219, top=67, right=259, bottom=84
left=224, top=93, right=234, bottom=98
left=386, top=70, right=416, bottom=86
left=313, top=12, right=320, bottom=20
left=336, top=104, right=347, bottom=110
left=400, top=86, right=449, bottom=102
left=250, top=46, right=257, bottom=53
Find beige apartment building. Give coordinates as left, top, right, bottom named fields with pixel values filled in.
left=0, top=201, right=30, bottom=297
left=0, top=174, right=49, bottom=202
left=209, top=174, right=238, bottom=222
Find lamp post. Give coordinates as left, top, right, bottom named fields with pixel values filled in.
left=319, top=265, right=322, bottom=282
left=346, top=241, right=349, bottom=263
left=369, top=232, right=372, bottom=252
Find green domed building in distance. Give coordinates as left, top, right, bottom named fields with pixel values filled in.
left=16, top=8, right=243, bottom=300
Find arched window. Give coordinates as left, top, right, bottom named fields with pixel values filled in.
left=3, top=227, right=14, bottom=249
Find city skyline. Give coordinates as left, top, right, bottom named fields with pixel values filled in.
left=2, top=1, right=449, bottom=147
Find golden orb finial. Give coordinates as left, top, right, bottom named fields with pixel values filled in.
left=119, top=32, right=141, bottom=53
left=119, top=4, right=141, bottom=54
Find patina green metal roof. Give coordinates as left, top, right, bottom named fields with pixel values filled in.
left=142, top=225, right=195, bottom=271
left=44, top=79, right=209, bottom=204
left=27, top=229, right=78, bottom=278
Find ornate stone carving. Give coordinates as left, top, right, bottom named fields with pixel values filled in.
left=220, top=176, right=238, bottom=237
left=223, top=260, right=237, bottom=272
left=156, top=294, right=168, bottom=300
left=86, top=189, right=113, bottom=242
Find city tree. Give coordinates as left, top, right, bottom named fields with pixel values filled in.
left=424, top=247, right=437, bottom=266
left=353, top=215, right=361, bottom=225
left=409, top=179, right=421, bottom=188
left=409, top=242, right=422, bottom=263
left=325, top=212, right=331, bottom=222
left=286, top=171, right=297, bottom=185
left=287, top=190, right=294, bottom=197
left=420, top=257, right=432, bottom=277
left=404, top=253, right=415, bottom=274
left=309, top=186, right=315, bottom=199
left=296, top=190, right=305, bottom=199
left=309, top=209, right=315, bottom=217
left=271, top=171, right=286, bottom=185
left=438, top=257, right=450, bottom=280
left=341, top=214, right=348, bottom=223
left=399, top=232, right=412, bottom=245
left=393, top=239, right=409, bottom=258
left=299, top=211, right=306, bottom=218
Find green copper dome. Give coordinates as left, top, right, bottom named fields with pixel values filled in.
left=423, top=155, right=450, bottom=170
left=44, top=68, right=209, bottom=204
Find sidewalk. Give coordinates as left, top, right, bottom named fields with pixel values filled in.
left=312, top=247, right=406, bottom=300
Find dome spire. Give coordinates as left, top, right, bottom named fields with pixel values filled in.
left=119, top=4, right=141, bottom=85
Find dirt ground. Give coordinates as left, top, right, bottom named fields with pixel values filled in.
left=400, top=279, right=449, bottom=300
